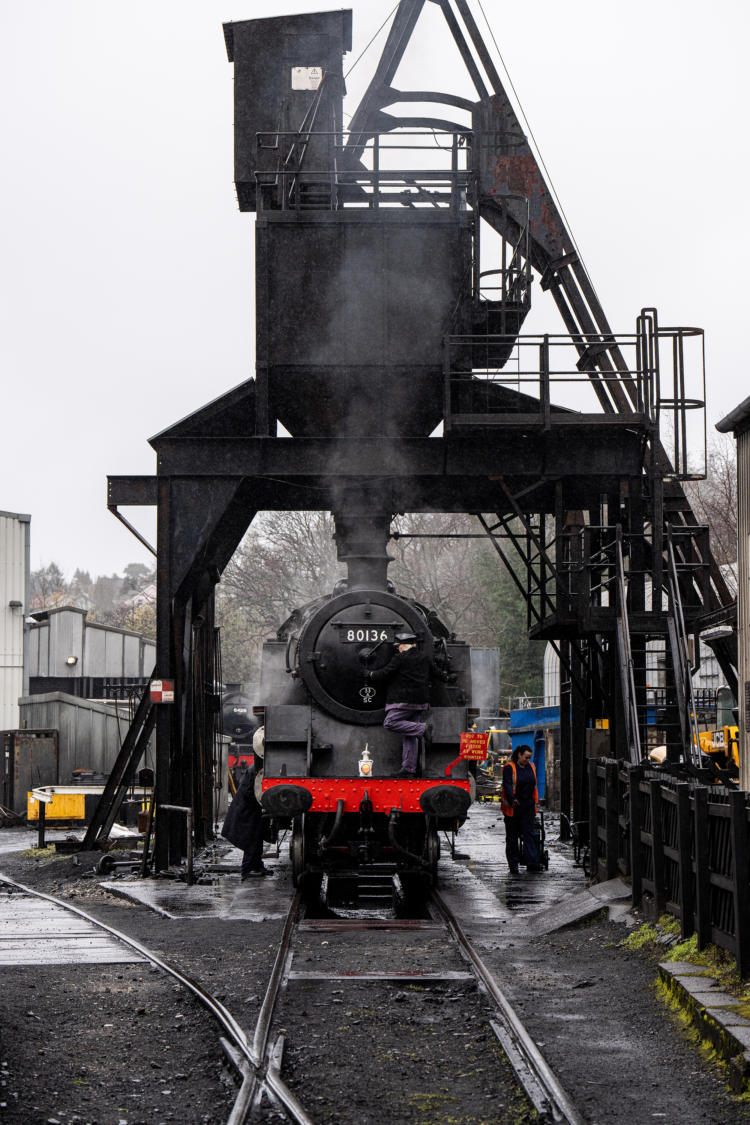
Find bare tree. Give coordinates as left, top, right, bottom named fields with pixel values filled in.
left=216, top=509, right=544, bottom=696
left=685, top=436, right=738, bottom=588
left=217, top=512, right=342, bottom=684
left=390, top=513, right=496, bottom=644
left=30, top=562, right=68, bottom=610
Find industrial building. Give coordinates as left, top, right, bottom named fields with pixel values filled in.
left=717, top=398, right=750, bottom=789
left=0, top=510, right=30, bottom=731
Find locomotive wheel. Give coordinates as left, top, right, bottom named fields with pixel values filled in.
left=425, top=824, right=440, bottom=880
left=291, top=816, right=305, bottom=887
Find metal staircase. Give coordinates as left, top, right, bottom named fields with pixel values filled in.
left=81, top=675, right=156, bottom=851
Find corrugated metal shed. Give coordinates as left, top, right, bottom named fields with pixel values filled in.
left=18, top=692, right=152, bottom=781
left=0, top=510, right=30, bottom=730
left=28, top=608, right=155, bottom=680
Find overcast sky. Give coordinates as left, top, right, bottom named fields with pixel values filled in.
left=1, top=0, right=748, bottom=579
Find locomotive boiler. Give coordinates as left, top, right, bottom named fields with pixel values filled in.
left=256, top=516, right=476, bottom=888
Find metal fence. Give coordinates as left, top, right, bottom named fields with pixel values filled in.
left=589, top=758, right=750, bottom=975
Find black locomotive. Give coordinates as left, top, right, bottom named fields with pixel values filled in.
left=257, top=581, right=476, bottom=888
left=222, top=685, right=258, bottom=773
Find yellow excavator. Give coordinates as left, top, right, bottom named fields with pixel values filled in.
left=698, top=686, right=739, bottom=777
left=698, top=725, right=739, bottom=772
left=649, top=687, right=739, bottom=780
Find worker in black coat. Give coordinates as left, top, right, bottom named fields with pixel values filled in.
left=222, top=727, right=272, bottom=879
left=368, top=632, right=440, bottom=777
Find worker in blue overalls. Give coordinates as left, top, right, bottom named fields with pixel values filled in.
left=501, top=743, right=542, bottom=874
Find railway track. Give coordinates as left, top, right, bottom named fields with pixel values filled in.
left=0, top=870, right=584, bottom=1124
left=0, top=872, right=302, bottom=1123
left=245, top=881, right=585, bottom=1125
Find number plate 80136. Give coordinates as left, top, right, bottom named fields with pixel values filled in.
left=339, top=627, right=393, bottom=644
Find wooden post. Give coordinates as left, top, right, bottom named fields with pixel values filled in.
left=729, top=791, right=750, bottom=977
left=588, top=757, right=599, bottom=880
left=676, top=783, right=694, bottom=939
left=629, top=765, right=643, bottom=907
left=649, top=779, right=666, bottom=915
left=693, top=785, right=710, bottom=950
left=605, top=760, right=619, bottom=881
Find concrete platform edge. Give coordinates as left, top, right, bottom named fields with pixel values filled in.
left=658, top=961, right=750, bottom=1092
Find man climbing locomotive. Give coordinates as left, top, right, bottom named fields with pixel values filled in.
left=367, top=631, right=443, bottom=778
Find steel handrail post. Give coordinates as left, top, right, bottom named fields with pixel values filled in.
left=541, top=335, right=550, bottom=430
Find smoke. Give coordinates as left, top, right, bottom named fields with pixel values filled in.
left=469, top=647, right=501, bottom=714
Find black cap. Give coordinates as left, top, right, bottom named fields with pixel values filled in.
left=395, top=631, right=417, bottom=643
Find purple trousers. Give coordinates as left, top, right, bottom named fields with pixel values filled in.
left=384, top=702, right=429, bottom=771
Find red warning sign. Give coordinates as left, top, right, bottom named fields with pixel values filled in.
left=150, top=679, right=175, bottom=704
left=459, top=731, right=489, bottom=760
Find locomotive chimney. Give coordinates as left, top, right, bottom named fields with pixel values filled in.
left=333, top=512, right=393, bottom=590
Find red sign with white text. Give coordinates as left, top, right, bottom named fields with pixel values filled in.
left=150, top=679, right=175, bottom=703
left=459, top=732, right=489, bottom=760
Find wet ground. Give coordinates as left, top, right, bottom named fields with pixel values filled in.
left=2, top=805, right=750, bottom=1123
left=94, top=806, right=589, bottom=926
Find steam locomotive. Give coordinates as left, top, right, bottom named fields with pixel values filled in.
left=256, top=581, right=476, bottom=888
left=222, top=686, right=258, bottom=772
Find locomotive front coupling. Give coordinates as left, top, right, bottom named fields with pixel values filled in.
left=353, top=792, right=377, bottom=864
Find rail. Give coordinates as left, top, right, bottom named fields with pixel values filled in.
left=589, top=759, right=750, bottom=975
left=430, top=888, right=585, bottom=1124
left=0, top=874, right=310, bottom=1125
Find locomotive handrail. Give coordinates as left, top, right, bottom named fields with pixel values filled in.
left=285, top=633, right=297, bottom=676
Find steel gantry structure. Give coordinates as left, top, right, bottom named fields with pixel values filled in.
left=98, top=2, right=736, bottom=869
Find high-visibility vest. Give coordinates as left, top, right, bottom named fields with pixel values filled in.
left=500, top=760, right=538, bottom=818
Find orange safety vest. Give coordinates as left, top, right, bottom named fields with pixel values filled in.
left=500, top=760, right=538, bottom=818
